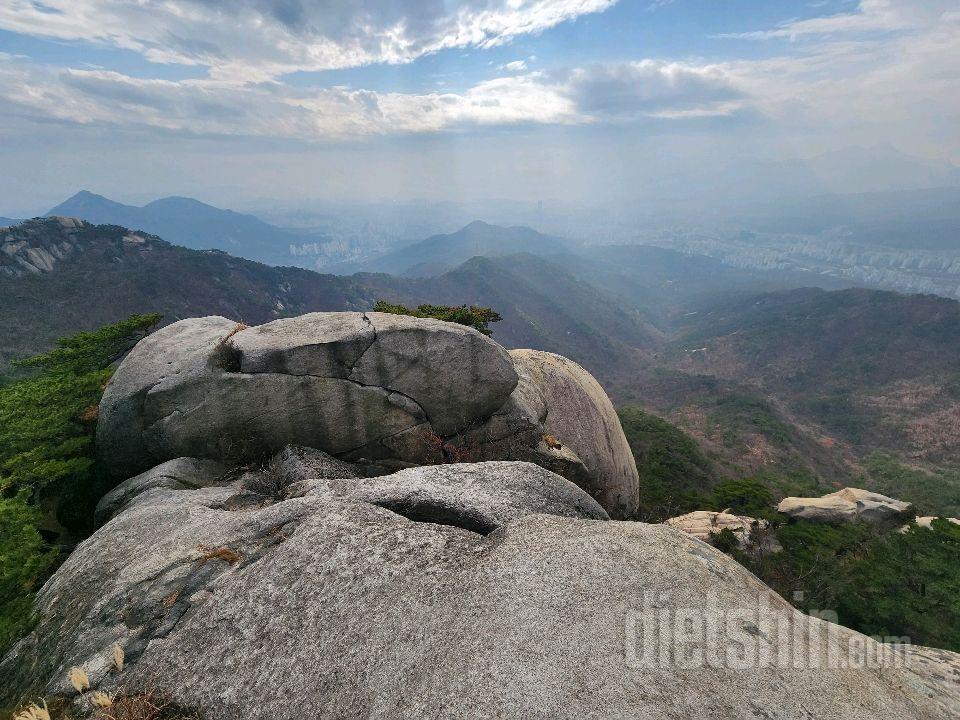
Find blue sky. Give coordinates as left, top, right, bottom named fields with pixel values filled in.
left=0, top=0, right=956, bottom=214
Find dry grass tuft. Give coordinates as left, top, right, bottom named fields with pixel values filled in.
left=112, top=644, right=125, bottom=673
left=196, top=546, right=241, bottom=566
left=223, top=322, right=249, bottom=340
left=244, top=454, right=295, bottom=500
left=11, top=689, right=202, bottom=720
left=67, top=667, right=90, bottom=694
left=90, top=691, right=114, bottom=709
left=13, top=700, right=51, bottom=720
left=210, top=323, right=249, bottom=373
left=424, top=430, right=482, bottom=464
left=91, top=690, right=203, bottom=720
left=78, top=404, right=100, bottom=423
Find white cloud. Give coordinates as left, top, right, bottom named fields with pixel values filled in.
left=0, top=54, right=741, bottom=140
left=565, top=60, right=743, bottom=117
left=725, top=0, right=953, bottom=40
left=1, top=0, right=955, bottom=161
left=501, top=60, right=528, bottom=72
left=0, top=0, right=618, bottom=80
left=723, top=0, right=960, bottom=158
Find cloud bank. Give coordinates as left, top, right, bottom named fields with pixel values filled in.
left=0, top=57, right=745, bottom=139
left=0, top=0, right=618, bottom=80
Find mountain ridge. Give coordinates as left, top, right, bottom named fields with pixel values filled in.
left=0, top=218, right=643, bottom=387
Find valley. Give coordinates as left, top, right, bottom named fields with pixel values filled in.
left=4, top=215, right=960, bottom=519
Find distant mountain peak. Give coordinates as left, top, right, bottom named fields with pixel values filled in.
left=462, top=219, right=495, bottom=230
left=59, top=189, right=120, bottom=204
left=145, top=196, right=216, bottom=210
left=332, top=220, right=564, bottom=277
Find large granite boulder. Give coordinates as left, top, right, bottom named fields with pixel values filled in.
left=232, top=312, right=517, bottom=435
left=2, top=457, right=955, bottom=719
left=96, top=312, right=638, bottom=518
left=97, top=312, right=519, bottom=481
left=778, top=487, right=914, bottom=524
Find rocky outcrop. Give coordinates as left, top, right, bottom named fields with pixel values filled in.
left=97, top=313, right=518, bottom=478
left=1, top=216, right=87, bottom=277
left=96, top=312, right=639, bottom=518
left=2, top=455, right=955, bottom=719
left=663, top=510, right=781, bottom=554
left=777, top=487, right=914, bottom=524
left=22, top=310, right=952, bottom=717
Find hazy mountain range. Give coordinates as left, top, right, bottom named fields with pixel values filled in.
left=0, top=218, right=654, bottom=381
left=30, top=179, right=960, bottom=280
left=46, top=191, right=304, bottom=266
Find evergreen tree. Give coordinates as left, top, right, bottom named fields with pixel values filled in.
left=0, top=314, right=160, bottom=653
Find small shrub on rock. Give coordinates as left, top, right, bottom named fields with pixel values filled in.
left=373, top=301, right=502, bottom=336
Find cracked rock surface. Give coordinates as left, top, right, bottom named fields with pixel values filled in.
left=2, top=454, right=955, bottom=719
left=97, top=312, right=518, bottom=478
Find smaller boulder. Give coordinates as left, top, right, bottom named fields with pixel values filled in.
left=96, top=457, right=227, bottom=524
left=466, top=349, right=639, bottom=519
left=664, top=510, right=781, bottom=554
left=777, top=487, right=913, bottom=524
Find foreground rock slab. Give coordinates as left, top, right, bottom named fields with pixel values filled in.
left=3, top=460, right=954, bottom=719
